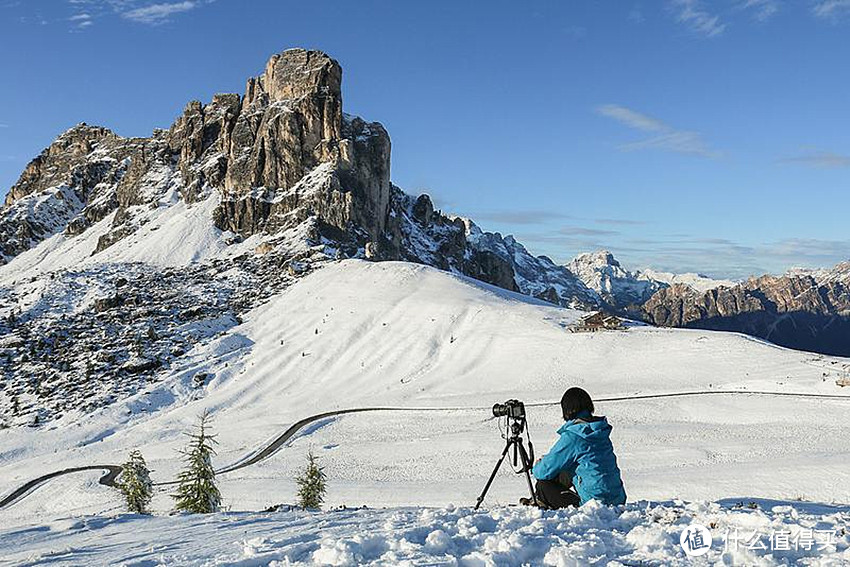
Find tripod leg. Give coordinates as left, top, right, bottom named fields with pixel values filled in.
left=516, top=441, right=539, bottom=506
left=474, top=441, right=512, bottom=510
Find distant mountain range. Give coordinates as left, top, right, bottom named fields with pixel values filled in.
left=1, top=48, right=848, bottom=362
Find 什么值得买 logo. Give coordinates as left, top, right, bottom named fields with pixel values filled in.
left=680, top=523, right=713, bottom=557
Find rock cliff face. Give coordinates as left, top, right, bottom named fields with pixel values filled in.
left=165, top=49, right=391, bottom=244
left=0, top=49, right=522, bottom=292
left=563, top=249, right=850, bottom=356
left=642, top=272, right=850, bottom=356
left=0, top=124, right=175, bottom=260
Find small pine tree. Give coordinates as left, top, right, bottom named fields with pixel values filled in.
left=118, top=450, right=153, bottom=514
left=296, top=450, right=327, bottom=510
left=172, top=410, right=221, bottom=514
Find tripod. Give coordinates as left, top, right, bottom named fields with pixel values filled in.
left=474, top=417, right=538, bottom=510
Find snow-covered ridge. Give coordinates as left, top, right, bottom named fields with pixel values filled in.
left=463, top=219, right=600, bottom=309
left=788, top=261, right=850, bottom=286
left=563, top=249, right=739, bottom=309
left=638, top=267, right=737, bottom=293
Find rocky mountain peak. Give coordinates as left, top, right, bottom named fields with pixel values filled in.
left=2, top=123, right=118, bottom=208
left=249, top=48, right=342, bottom=105
left=572, top=249, right=621, bottom=269
left=790, top=261, right=850, bottom=286
left=565, top=249, right=665, bottom=310
left=828, top=261, right=850, bottom=284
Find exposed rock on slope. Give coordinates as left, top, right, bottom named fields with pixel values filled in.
left=0, top=125, right=162, bottom=261
left=565, top=249, right=850, bottom=356
left=165, top=49, right=391, bottom=245
left=642, top=272, right=850, bottom=356
left=466, top=227, right=599, bottom=308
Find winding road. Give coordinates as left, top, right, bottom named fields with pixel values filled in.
left=2, top=389, right=849, bottom=511
left=0, top=465, right=121, bottom=510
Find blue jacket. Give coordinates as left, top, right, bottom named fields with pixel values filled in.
left=532, top=412, right=627, bottom=506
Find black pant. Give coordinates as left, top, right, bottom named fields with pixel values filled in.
left=535, top=475, right=581, bottom=509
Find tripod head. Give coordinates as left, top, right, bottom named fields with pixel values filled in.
left=507, top=414, right=526, bottom=439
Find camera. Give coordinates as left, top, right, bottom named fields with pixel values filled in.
left=492, top=399, right=526, bottom=419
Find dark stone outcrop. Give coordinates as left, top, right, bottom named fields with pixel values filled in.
left=642, top=273, right=850, bottom=356
left=2, top=124, right=116, bottom=208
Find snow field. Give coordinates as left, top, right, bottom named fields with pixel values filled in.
left=1, top=260, right=850, bottom=566
left=2, top=500, right=848, bottom=566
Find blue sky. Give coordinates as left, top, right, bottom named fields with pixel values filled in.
left=1, top=0, right=848, bottom=279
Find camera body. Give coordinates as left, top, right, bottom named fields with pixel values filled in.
left=492, top=399, right=526, bottom=419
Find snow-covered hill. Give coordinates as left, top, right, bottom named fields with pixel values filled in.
left=2, top=261, right=848, bottom=504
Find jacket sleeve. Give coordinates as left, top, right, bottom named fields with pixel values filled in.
left=532, top=431, right=580, bottom=480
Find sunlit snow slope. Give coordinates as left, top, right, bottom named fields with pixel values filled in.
left=1, top=260, right=849, bottom=526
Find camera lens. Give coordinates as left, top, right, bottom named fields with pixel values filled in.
left=492, top=403, right=507, bottom=417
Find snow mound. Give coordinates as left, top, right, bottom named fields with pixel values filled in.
left=2, top=500, right=847, bottom=566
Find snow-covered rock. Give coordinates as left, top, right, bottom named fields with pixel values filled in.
left=565, top=250, right=664, bottom=309
left=639, top=268, right=737, bottom=293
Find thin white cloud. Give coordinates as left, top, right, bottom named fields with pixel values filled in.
left=738, top=0, right=780, bottom=21
left=121, top=1, right=197, bottom=24
left=0, top=123, right=8, bottom=128
left=69, top=12, right=93, bottom=27
left=596, top=104, right=719, bottom=158
left=814, top=0, right=850, bottom=19
left=475, top=210, right=572, bottom=225
left=594, top=217, right=648, bottom=226
left=669, top=0, right=726, bottom=37
left=596, top=104, right=667, bottom=133
left=559, top=226, right=619, bottom=237
left=61, top=0, right=206, bottom=27
left=780, top=151, right=850, bottom=168
left=620, top=131, right=719, bottom=157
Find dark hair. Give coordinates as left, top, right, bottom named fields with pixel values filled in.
left=561, top=387, right=594, bottom=421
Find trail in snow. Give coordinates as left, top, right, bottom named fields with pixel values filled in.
left=0, top=466, right=120, bottom=510
left=3, top=389, right=848, bottom=511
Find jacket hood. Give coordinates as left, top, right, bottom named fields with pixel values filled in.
left=558, top=416, right=612, bottom=439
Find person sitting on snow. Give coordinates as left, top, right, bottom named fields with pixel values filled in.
left=530, top=387, right=627, bottom=508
